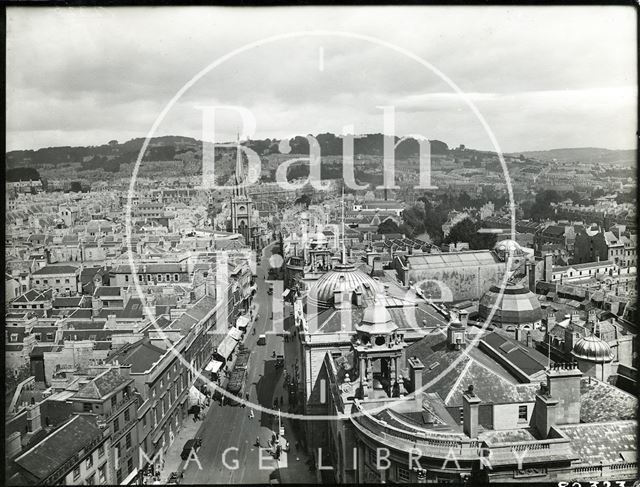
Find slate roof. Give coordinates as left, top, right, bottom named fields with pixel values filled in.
left=579, top=377, right=637, bottom=422
left=32, top=265, right=78, bottom=276
left=108, top=338, right=165, bottom=373
left=13, top=415, right=103, bottom=482
left=480, top=332, right=548, bottom=377
left=94, top=286, right=122, bottom=297
left=13, top=289, right=53, bottom=303
left=559, top=421, right=636, bottom=465
left=74, top=368, right=130, bottom=400
left=52, top=296, right=87, bottom=308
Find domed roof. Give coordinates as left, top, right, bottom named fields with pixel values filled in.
left=494, top=239, right=521, bottom=253
left=357, top=296, right=398, bottom=335
left=307, top=262, right=382, bottom=310
left=571, top=335, right=614, bottom=363
left=478, top=282, right=543, bottom=326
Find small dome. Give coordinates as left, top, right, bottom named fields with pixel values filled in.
left=478, top=282, right=543, bottom=326
left=572, top=335, right=614, bottom=363
left=357, top=295, right=398, bottom=335
left=362, top=299, right=393, bottom=326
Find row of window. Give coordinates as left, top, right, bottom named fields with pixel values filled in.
left=127, top=273, right=181, bottom=283
left=34, top=278, right=72, bottom=285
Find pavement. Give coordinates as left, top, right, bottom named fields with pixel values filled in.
left=161, top=243, right=316, bottom=484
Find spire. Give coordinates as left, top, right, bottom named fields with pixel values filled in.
left=234, top=130, right=245, bottom=198
left=341, top=185, right=347, bottom=264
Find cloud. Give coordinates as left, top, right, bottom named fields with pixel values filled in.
left=5, top=6, right=637, bottom=151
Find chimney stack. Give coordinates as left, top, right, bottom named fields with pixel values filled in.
left=543, top=253, right=553, bottom=282
left=459, top=309, right=469, bottom=327
left=546, top=362, right=582, bottom=424
left=545, top=311, right=556, bottom=329
left=462, top=385, right=481, bottom=438
left=408, top=356, right=425, bottom=406
left=534, top=382, right=559, bottom=439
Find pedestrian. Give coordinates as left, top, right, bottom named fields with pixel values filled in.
left=256, top=436, right=260, bottom=447
left=280, top=396, right=284, bottom=406
left=249, top=409, right=255, bottom=419
left=285, top=441, right=290, bottom=452
left=272, top=433, right=276, bottom=445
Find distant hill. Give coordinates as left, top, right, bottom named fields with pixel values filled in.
left=513, top=147, right=636, bottom=164
left=5, top=134, right=450, bottom=172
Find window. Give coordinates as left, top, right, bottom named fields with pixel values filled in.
left=127, top=458, right=133, bottom=473
left=35, top=333, right=41, bottom=341
left=174, top=274, right=179, bottom=281
left=124, top=408, right=130, bottom=422
left=125, top=275, right=129, bottom=282
left=83, top=402, right=93, bottom=412
left=113, top=417, right=120, bottom=432
left=368, top=448, right=377, bottom=467
left=142, top=412, right=147, bottom=427
left=10, top=334, right=18, bottom=342
left=73, top=466, right=81, bottom=480
left=166, top=274, right=170, bottom=282
left=86, top=452, right=94, bottom=469
left=65, top=278, right=70, bottom=283
left=98, top=445, right=105, bottom=458
left=36, top=280, right=40, bottom=284
left=518, top=405, right=528, bottom=421
left=111, top=396, right=117, bottom=408
left=87, top=474, right=95, bottom=485
left=125, top=433, right=131, bottom=449
left=116, top=468, right=122, bottom=484
left=56, top=279, right=61, bottom=284
left=397, top=466, right=410, bottom=482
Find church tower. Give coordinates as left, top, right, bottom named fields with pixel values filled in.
left=230, top=136, right=258, bottom=249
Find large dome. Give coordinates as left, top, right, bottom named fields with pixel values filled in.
left=478, top=282, right=543, bottom=326
left=571, top=335, right=614, bottom=363
left=307, top=262, right=382, bottom=310
left=494, top=239, right=522, bottom=254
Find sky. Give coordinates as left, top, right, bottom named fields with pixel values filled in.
left=6, top=6, right=638, bottom=153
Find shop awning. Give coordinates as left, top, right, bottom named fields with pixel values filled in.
left=216, top=334, right=238, bottom=360
left=188, top=385, right=206, bottom=407
left=236, top=316, right=250, bottom=330
left=228, top=327, right=243, bottom=341
left=205, top=360, right=224, bottom=373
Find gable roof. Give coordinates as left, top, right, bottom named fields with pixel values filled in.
left=13, top=415, right=103, bottom=482
left=74, top=369, right=130, bottom=400
left=32, top=265, right=78, bottom=276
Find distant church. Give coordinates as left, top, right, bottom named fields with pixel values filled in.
left=229, top=141, right=259, bottom=250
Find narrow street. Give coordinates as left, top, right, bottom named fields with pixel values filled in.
left=178, top=243, right=316, bottom=484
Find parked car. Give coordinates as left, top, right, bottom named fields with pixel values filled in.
left=181, top=438, right=203, bottom=460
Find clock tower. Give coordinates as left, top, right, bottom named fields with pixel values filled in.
left=230, top=139, right=258, bottom=249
